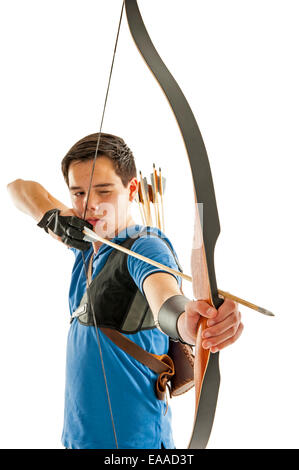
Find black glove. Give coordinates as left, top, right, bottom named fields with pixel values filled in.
left=37, top=208, right=93, bottom=251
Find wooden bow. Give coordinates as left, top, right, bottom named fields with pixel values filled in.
left=82, top=0, right=273, bottom=449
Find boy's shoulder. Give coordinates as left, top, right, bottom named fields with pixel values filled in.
left=128, top=225, right=176, bottom=253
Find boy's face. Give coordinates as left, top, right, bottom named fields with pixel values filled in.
left=68, top=156, right=138, bottom=239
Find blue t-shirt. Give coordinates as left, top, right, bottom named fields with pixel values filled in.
left=61, top=225, right=182, bottom=449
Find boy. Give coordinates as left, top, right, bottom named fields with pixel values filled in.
left=7, top=132, right=243, bottom=449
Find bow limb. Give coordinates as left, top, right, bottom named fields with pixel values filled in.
left=124, top=0, right=223, bottom=448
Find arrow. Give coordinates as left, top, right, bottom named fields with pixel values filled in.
left=83, top=226, right=274, bottom=317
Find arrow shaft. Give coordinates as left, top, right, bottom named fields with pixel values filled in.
left=83, top=227, right=274, bottom=316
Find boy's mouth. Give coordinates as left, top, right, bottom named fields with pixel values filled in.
left=86, top=218, right=105, bottom=227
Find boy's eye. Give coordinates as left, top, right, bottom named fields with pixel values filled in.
left=72, top=190, right=111, bottom=197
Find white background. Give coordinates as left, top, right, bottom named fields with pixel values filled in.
left=1, top=0, right=298, bottom=449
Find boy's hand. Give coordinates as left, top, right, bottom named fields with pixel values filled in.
left=37, top=208, right=93, bottom=251
left=178, top=298, right=243, bottom=352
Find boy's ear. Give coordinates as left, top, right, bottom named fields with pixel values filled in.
left=128, top=177, right=138, bottom=201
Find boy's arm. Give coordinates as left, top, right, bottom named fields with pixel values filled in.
left=143, top=272, right=243, bottom=352
left=7, top=179, right=71, bottom=222
left=7, top=179, right=91, bottom=250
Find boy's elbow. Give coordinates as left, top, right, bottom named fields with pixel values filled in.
left=7, top=178, right=24, bottom=189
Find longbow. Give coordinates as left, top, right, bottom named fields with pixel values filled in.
left=81, top=0, right=272, bottom=449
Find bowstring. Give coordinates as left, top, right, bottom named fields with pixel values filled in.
left=80, top=1, right=125, bottom=449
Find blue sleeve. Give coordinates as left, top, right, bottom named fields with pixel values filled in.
left=127, top=235, right=182, bottom=295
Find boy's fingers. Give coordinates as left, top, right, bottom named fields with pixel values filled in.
left=186, top=300, right=217, bottom=319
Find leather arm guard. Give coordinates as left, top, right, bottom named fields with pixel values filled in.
left=157, top=294, right=192, bottom=345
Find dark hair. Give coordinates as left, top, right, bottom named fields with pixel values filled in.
left=61, top=132, right=137, bottom=187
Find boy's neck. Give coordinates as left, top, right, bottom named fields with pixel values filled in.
left=92, top=216, right=137, bottom=253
